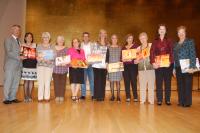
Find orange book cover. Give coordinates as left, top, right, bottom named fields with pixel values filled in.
left=142, top=47, right=150, bottom=58
left=70, top=59, right=87, bottom=68
left=122, top=49, right=137, bottom=61
left=155, top=54, right=170, bottom=67
left=20, top=46, right=36, bottom=59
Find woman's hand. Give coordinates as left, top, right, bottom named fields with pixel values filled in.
left=134, top=59, right=139, bottom=64
left=153, top=63, right=159, bottom=69
left=20, top=56, right=27, bottom=60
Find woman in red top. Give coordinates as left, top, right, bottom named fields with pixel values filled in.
left=150, top=24, right=174, bottom=105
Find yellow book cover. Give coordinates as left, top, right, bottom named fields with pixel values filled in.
left=122, top=49, right=137, bottom=61
left=155, top=54, right=170, bottom=67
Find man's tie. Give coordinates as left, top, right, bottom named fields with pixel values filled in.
left=16, top=38, right=20, bottom=46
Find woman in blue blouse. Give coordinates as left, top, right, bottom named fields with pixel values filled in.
left=173, top=26, right=196, bottom=107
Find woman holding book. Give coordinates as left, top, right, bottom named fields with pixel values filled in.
left=106, top=34, right=122, bottom=102
left=68, top=38, right=86, bottom=102
left=92, top=29, right=108, bottom=101
left=36, top=32, right=56, bottom=102
left=173, top=26, right=196, bottom=107
left=122, top=34, right=139, bottom=102
left=150, top=24, right=174, bottom=105
left=135, top=32, right=155, bottom=104
left=21, top=32, right=37, bottom=102
left=53, top=36, right=68, bottom=102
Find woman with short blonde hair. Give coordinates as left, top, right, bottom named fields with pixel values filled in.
left=36, top=32, right=55, bottom=102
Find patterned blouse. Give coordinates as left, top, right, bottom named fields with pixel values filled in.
left=92, top=42, right=108, bottom=69
left=53, top=47, right=68, bottom=74
left=173, top=39, right=196, bottom=68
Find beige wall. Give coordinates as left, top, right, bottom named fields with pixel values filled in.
left=0, top=0, right=26, bottom=85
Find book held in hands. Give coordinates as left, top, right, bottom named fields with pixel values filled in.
left=155, top=54, right=170, bottom=67
left=38, top=50, right=54, bottom=60
left=20, top=46, right=36, bottom=59
left=122, top=49, right=137, bottom=61
left=179, top=58, right=200, bottom=73
left=70, top=59, right=88, bottom=68
left=55, top=55, right=71, bottom=66
left=87, top=54, right=103, bottom=64
left=107, top=62, right=124, bottom=73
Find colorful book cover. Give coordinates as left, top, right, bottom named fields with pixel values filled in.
left=179, top=59, right=190, bottom=73
left=142, top=47, right=150, bottom=58
left=180, top=58, right=200, bottom=73
left=122, top=49, right=137, bottom=61
left=87, top=54, right=103, bottom=64
left=155, top=54, right=170, bottom=67
left=107, top=62, right=124, bottom=73
left=20, top=46, right=36, bottom=59
left=70, top=59, right=88, bottom=68
left=39, top=50, right=54, bottom=60
left=55, top=55, right=71, bottom=66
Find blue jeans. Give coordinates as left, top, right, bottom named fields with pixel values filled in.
left=81, top=66, right=94, bottom=96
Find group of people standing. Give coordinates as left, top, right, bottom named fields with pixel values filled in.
left=3, top=24, right=197, bottom=108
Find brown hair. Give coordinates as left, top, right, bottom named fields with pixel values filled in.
left=124, top=34, right=134, bottom=47
left=157, top=23, right=168, bottom=38
left=71, top=38, right=81, bottom=48
left=82, top=32, right=90, bottom=36
left=177, top=25, right=186, bottom=32
left=24, top=32, right=34, bottom=43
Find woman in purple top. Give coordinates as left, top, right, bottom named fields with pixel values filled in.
left=122, top=34, right=139, bottom=102
left=53, top=36, right=68, bottom=102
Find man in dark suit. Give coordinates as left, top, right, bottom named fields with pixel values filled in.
left=3, top=25, right=24, bottom=104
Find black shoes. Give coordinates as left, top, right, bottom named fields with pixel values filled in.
left=3, top=99, right=21, bottom=104
left=178, top=103, right=191, bottom=107
left=11, top=99, right=21, bottom=103
left=166, top=101, right=171, bottom=106
left=80, top=96, right=86, bottom=100
left=157, top=101, right=162, bottom=106
left=96, top=98, right=104, bottom=101
left=3, top=100, right=12, bottom=104
left=110, top=96, right=115, bottom=101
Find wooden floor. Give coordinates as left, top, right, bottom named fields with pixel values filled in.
left=0, top=87, right=200, bottom=133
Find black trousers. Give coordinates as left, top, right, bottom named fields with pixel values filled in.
left=175, top=67, right=193, bottom=106
left=93, top=68, right=107, bottom=99
left=123, top=64, right=138, bottom=99
left=155, top=65, right=173, bottom=102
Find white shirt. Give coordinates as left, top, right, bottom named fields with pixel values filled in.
left=81, top=42, right=92, bottom=59
left=12, top=34, right=20, bottom=45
